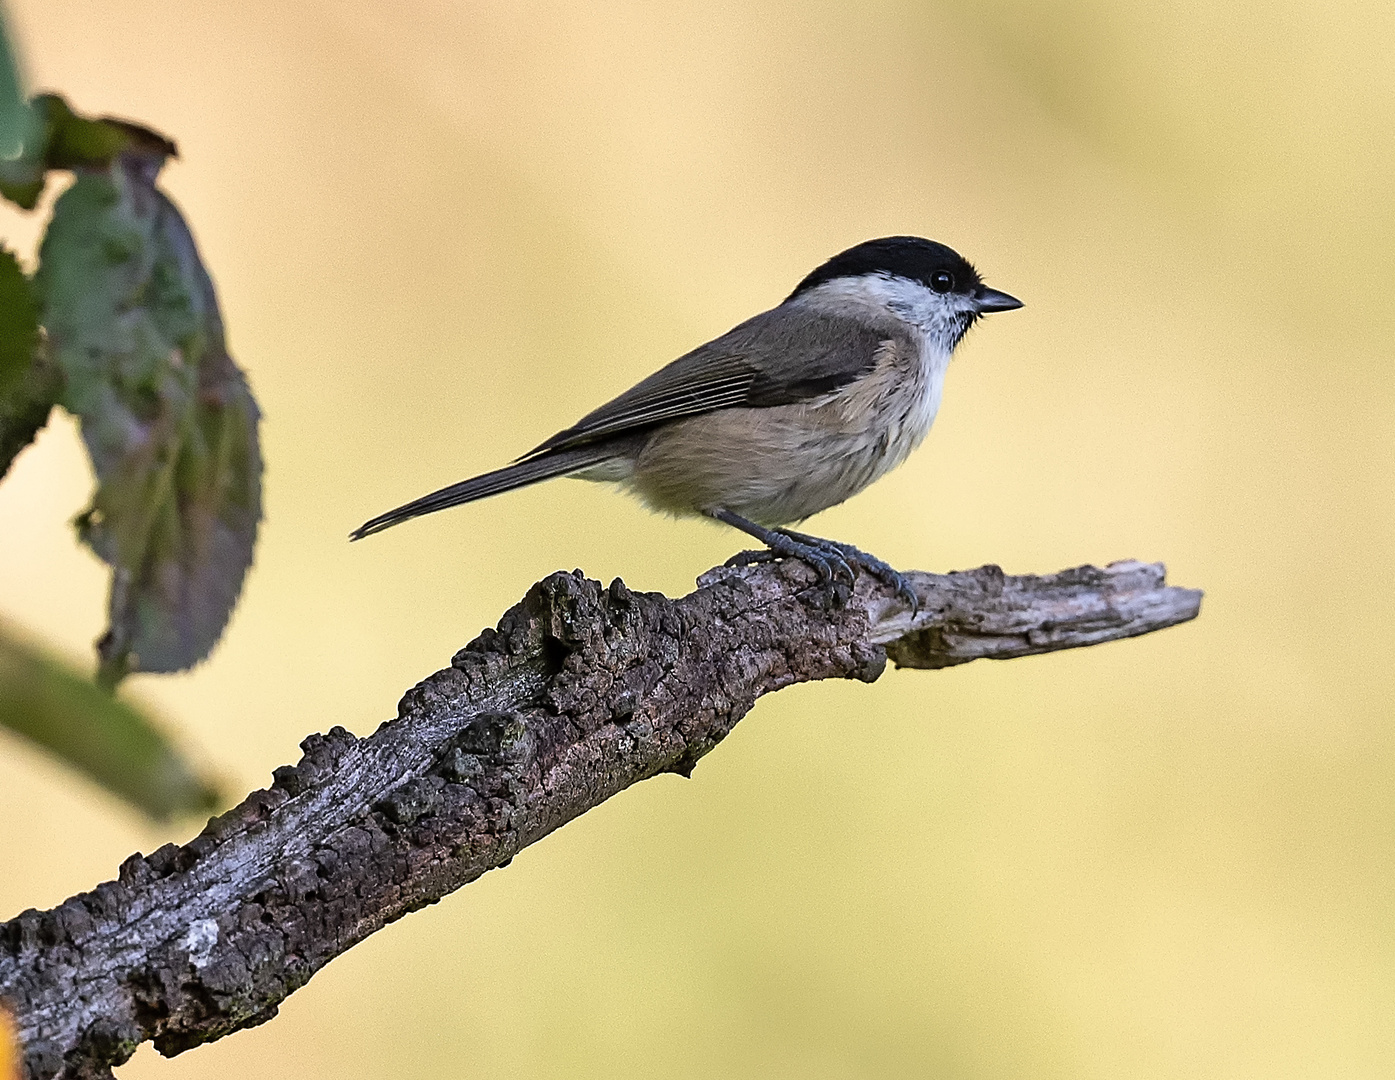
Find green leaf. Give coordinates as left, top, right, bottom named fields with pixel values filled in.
left=0, top=61, right=177, bottom=208
left=0, top=622, right=220, bottom=819
left=0, top=245, right=37, bottom=394
left=0, top=4, right=29, bottom=149
left=0, top=243, right=51, bottom=479
left=34, top=160, right=262, bottom=686
left=0, top=131, right=44, bottom=209
left=35, top=93, right=177, bottom=170
left=0, top=10, right=43, bottom=208
left=0, top=324, right=58, bottom=483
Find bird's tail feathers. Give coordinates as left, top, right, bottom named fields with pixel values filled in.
left=350, top=446, right=617, bottom=540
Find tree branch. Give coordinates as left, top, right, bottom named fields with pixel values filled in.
left=0, top=557, right=1201, bottom=1080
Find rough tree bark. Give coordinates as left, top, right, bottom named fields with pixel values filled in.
left=0, top=556, right=1201, bottom=1079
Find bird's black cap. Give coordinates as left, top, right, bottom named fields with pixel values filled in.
left=786, top=235, right=984, bottom=302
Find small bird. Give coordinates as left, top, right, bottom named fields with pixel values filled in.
left=352, top=236, right=1021, bottom=607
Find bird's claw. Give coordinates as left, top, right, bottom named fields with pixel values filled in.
left=726, top=531, right=917, bottom=614
left=840, top=546, right=919, bottom=615
left=726, top=539, right=850, bottom=586
left=775, top=530, right=919, bottom=616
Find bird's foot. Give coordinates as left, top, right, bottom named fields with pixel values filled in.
left=725, top=531, right=854, bottom=589
left=725, top=530, right=918, bottom=614
left=774, top=529, right=919, bottom=615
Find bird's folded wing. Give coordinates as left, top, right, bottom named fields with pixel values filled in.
left=521, top=307, right=891, bottom=459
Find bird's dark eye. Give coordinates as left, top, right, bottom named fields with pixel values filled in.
left=929, top=271, right=954, bottom=293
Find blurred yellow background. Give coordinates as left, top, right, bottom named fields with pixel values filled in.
left=2, top=1, right=1393, bottom=1076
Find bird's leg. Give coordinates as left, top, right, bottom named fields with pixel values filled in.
left=708, top=509, right=854, bottom=588
left=772, top=527, right=919, bottom=615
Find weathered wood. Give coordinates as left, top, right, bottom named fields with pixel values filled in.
left=0, top=557, right=1200, bottom=1079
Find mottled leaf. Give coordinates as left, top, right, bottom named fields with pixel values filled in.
left=0, top=623, right=220, bottom=819
left=35, top=158, right=262, bottom=685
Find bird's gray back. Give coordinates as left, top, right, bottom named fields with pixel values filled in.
left=524, top=306, right=899, bottom=458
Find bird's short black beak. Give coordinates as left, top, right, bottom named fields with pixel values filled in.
left=973, top=285, right=1023, bottom=313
